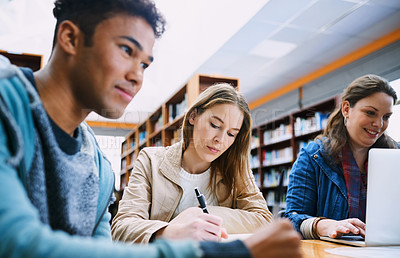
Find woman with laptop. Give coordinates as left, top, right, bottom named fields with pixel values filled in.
left=111, top=83, right=273, bottom=243
left=284, top=74, right=399, bottom=239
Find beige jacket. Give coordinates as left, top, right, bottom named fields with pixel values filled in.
left=111, top=141, right=272, bottom=244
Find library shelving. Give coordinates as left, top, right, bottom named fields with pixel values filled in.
left=250, top=96, right=339, bottom=214
left=119, top=74, right=239, bottom=193
left=0, top=50, right=42, bottom=71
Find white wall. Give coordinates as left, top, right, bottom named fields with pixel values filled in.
left=0, top=0, right=269, bottom=124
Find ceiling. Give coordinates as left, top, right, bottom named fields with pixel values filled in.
left=197, top=0, right=400, bottom=103
left=0, top=0, right=400, bottom=129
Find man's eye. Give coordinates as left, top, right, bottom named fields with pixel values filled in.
left=383, top=115, right=391, bottom=121
left=141, top=63, right=149, bottom=69
left=121, top=45, right=132, bottom=56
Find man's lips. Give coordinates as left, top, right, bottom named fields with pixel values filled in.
left=116, top=85, right=135, bottom=101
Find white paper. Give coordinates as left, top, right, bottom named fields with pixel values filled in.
left=325, top=246, right=400, bottom=258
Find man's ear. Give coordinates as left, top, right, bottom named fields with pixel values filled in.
left=341, top=100, right=350, bottom=117
left=188, top=109, right=197, bottom=125
left=56, top=20, right=82, bottom=55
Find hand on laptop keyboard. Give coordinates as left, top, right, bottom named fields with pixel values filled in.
left=340, top=234, right=365, bottom=241
left=316, top=218, right=366, bottom=238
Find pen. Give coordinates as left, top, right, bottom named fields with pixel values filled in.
left=194, top=187, right=209, bottom=214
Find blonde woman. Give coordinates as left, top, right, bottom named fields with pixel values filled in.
left=112, top=83, right=272, bottom=243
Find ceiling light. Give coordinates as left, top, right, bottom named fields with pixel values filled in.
left=250, top=39, right=297, bottom=59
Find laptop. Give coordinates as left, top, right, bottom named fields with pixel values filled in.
left=320, top=148, right=400, bottom=247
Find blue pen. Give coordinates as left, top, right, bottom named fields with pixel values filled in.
left=194, top=187, right=209, bottom=213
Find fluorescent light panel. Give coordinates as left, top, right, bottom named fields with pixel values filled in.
left=250, top=39, right=297, bottom=58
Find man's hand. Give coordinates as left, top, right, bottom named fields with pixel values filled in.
left=244, top=219, right=302, bottom=258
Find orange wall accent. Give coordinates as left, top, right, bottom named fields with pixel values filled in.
left=249, top=27, right=400, bottom=110
left=86, top=120, right=137, bottom=130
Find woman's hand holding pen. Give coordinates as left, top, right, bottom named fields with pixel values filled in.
left=155, top=207, right=228, bottom=241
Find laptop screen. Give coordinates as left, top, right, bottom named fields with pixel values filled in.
left=365, top=148, right=400, bottom=246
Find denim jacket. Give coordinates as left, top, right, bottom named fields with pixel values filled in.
left=284, top=139, right=349, bottom=234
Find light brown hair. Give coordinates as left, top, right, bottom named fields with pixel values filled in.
left=181, top=83, right=251, bottom=200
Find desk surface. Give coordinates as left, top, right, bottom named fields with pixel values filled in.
left=227, top=235, right=398, bottom=257
left=301, top=240, right=351, bottom=258
left=226, top=235, right=351, bottom=257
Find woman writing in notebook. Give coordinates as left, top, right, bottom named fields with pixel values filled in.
left=112, top=83, right=273, bottom=243
left=284, top=74, right=399, bottom=239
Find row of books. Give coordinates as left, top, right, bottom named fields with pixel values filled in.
left=130, top=139, right=135, bottom=149
left=251, top=140, right=316, bottom=169
left=251, top=134, right=259, bottom=149
left=264, top=191, right=287, bottom=209
left=121, top=158, right=127, bottom=170
left=263, top=168, right=280, bottom=187
left=251, top=112, right=329, bottom=148
left=251, top=147, right=294, bottom=168
left=122, top=137, right=136, bottom=154
left=168, top=93, right=187, bottom=123
left=263, top=123, right=292, bottom=145
left=138, top=131, right=147, bottom=146
left=250, top=154, right=260, bottom=169
left=121, top=151, right=138, bottom=171
left=253, top=173, right=261, bottom=188
left=154, top=114, right=163, bottom=132
left=263, top=167, right=291, bottom=187
left=294, top=112, right=330, bottom=136
left=262, top=147, right=293, bottom=166
left=252, top=167, right=292, bottom=188
left=281, top=167, right=291, bottom=187
left=121, top=141, right=128, bottom=153
left=297, top=139, right=313, bottom=155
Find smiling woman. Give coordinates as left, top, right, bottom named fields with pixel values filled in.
left=111, top=83, right=273, bottom=244
left=284, top=74, right=399, bottom=240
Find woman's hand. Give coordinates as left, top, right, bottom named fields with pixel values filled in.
left=156, top=207, right=228, bottom=241
left=316, top=218, right=366, bottom=238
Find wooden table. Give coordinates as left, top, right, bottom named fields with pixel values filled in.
left=226, top=235, right=353, bottom=257
left=301, top=240, right=351, bottom=258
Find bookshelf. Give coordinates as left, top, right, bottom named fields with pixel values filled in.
left=119, top=74, right=239, bottom=192
left=250, top=96, right=339, bottom=214
left=0, top=50, right=42, bottom=71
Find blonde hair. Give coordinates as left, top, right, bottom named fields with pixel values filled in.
left=181, top=83, right=251, bottom=200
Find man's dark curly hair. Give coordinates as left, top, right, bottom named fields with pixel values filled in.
left=52, top=0, right=166, bottom=48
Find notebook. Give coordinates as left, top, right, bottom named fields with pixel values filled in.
left=320, top=148, right=400, bottom=247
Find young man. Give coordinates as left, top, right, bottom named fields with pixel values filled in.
left=0, top=0, right=301, bottom=257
